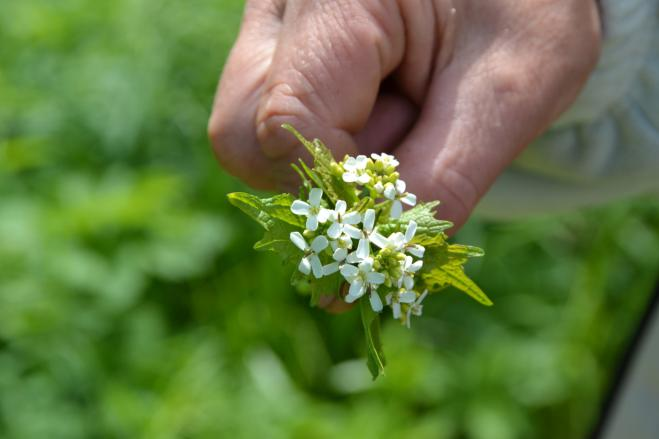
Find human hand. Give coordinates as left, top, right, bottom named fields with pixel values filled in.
left=209, top=0, right=600, bottom=230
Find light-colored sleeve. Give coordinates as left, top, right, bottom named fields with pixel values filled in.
left=477, top=0, right=659, bottom=219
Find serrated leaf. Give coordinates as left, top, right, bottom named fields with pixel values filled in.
left=360, top=299, right=386, bottom=380
left=262, top=193, right=305, bottom=228
left=227, top=192, right=272, bottom=229
left=378, top=202, right=453, bottom=240
left=422, top=264, right=492, bottom=306
left=228, top=192, right=304, bottom=229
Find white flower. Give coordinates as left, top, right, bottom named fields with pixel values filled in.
left=352, top=208, right=386, bottom=260
left=367, top=221, right=425, bottom=259
left=384, top=179, right=416, bottom=219
left=371, top=152, right=399, bottom=169
left=291, top=188, right=332, bottom=231
left=342, top=155, right=371, bottom=184
left=330, top=234, right=353, bottom=262
left=340, top=258, right=385, bottom=303
left=405, top=290, right=428, bottom=328
left=369, top=287, right=384, bottom=313
left=385, top=289, right=417, bottom=319
left=327, top=200, right=362, bottom=240
left=290, top=232, right=328, bottom=279
left=398, top=255, right=423, bottom=290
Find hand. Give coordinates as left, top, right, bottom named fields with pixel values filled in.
left=209, top=0, right=601, bottom=230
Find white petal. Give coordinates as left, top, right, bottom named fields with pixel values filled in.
left=306, top=215, right=319, bottom=231
left=409, top=260, right=423, bottom=273
left=333, top=247, right=348, bottom=261
left=355, top=155, right=368, bottom=169
left=356, top=238, right=370, bottom=260
left=385, top=293, right=393, bottom=305
left=366, top=272, right=385, bottom=285
left=322, top=262, right=339, bottom=276
left=370, top=290, right=383, bottom=312
left=358, top=258, right=373, bottom=273
left=395, top=179, right=406, bottom=194
left=405, top=221, right=417, bottom=242
left=399, top=291, right=416, bottom=303
left=342, top=172, right=357, bottom=183
left=345, top=251, right=362, bottom=264
left=344, top=293, right=359, bottom=304
left=348, top=279, right=365, bottom=299
left=407, top=245, right=425, bottom=259
left=357, top=173, right=371, bottom=184
left=327, top=222, right=342, bottom=240
left=291, top=200, right=310, bottom=216
left=310, top=255, right=324, bottom=279
left=389, top=232, right=406, bottom=250
left=340, top=264, right=359, bottom=279
left=343, top=224, right=362, bottom=239
left=343, top=157, right=358, bottom=171
left=374, top=181, right=384, bottom=193
left=390, top=200, right=403, bottom=219
left=290, top=232, right=308, bottom=251
left=363, top=209, right=375, bottom=231
left=310, top=235, right=329, bottom=253
left=383, top=183, right=396, bottom=200
left=309, top=188, right=323, bottom=206
left=343, top=211, right=361, bottom=225
left=401, top=193, right=417, bottom=206
left=298, top=257, right=311, bottom=275
left=317, top=208, right=332, bottom=223
left=392, top=302, right=401, bottom=319
left=403, top=275, right=414, bottom=290
left=339, top=235, right=353, bottom=249
left=335, top=200, right=347, bottom=215
left=369, top=232, right=390, bottom=249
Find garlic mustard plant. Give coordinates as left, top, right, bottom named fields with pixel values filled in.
left=227, top=125, right=491, bottom=379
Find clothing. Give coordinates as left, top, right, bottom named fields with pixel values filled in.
left=478, top=3, right=659, bottom=438
left=478, top=0, right=659, bottom=219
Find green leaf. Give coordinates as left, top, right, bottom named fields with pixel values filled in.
left=228, top=192, right=303, bottom=263
left=422, top=264, right=492, bottom=306
left=228, top=192, right=304, bottom=229
left=282, top=124, right=358, bottom=205
left=360, top=299, right=386, bottom=380
left=378, top=202, right=453, bottom=241
left=226, top=192, right=272, bottom=229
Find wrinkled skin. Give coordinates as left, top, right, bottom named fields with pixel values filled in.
left=209, top=0, right=601, bottom=311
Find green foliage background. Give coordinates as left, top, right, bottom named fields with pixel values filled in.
left=1, top=1, right=658, bottom=438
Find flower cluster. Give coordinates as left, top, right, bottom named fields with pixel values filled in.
left=290, top=153, right=427, bottom=327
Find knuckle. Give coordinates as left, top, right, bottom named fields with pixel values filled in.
left=256, top=82, right=310, bottom=158
left=207, top=109, right=234, bottom=160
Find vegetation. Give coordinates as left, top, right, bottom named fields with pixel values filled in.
left=1, top=1, right=658, bottom=437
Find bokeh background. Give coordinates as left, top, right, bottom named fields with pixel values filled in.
left=1, top=1, right=659, bottom=438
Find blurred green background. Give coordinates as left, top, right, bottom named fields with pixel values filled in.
left=1, top=1, right=659, bottom=438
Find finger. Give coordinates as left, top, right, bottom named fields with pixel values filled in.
left=254, top=0, right=406, bottom=166
left=353, top=89, right=418, bottom=155
left=318, top=295, right=354, bottom=314
left=395, top=3, right=601, bottom=231
left=208, top=0, right=286, bottom=189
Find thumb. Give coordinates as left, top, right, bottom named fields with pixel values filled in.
left=255, top=0, right=404, bottom=163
